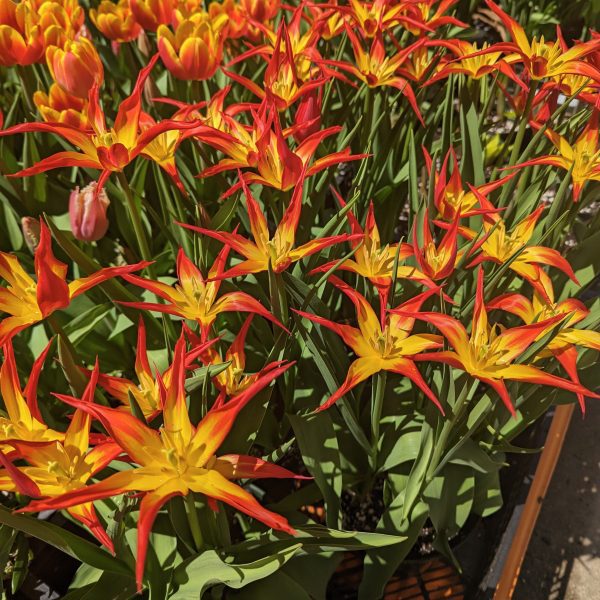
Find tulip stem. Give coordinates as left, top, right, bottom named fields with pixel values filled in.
left=116, top=171, right=153, bottom=270
left=508, top=81, right=538, bottom=168
left=369, top=370, right=387, bottom=472
left=185, top=493, right=204, bottom=551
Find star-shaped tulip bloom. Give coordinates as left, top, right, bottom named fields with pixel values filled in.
left=121, top=245, right=285, bottom=340
left=93, top=318, right=218, bottom=419
left=460, top=192, right=578, bottom=301
left=310, top=190, right=438, bottom=316
left=395, top=268, right=599, bottom=415
left=488, top=285, right=600, bottom=413
left=0, top=340, right=62, bottom=454
left=179, top=175, right=358, bottom=278
left=294, top=276, right=444, bottom=413
left=21, top=335, right=299, bottom=592
left=0, top=362, right=122, bottom=551
left=0, top=55, right=204, bottom=193
left=0, top=221, right=148, bottom=345
left=510, top=112, right=600, bottom=201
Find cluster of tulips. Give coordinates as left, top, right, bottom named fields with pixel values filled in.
left=0, top=0, right=599, bottom=596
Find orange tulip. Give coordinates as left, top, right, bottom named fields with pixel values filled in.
left=461, top=191, right=578, bottom=301
left=120, top=245, right=286, bottom=340
left=397, top=268, right=599, bottom=415
left=209, top=0, right=246, bottom=39
left=0, top=363, right=122, bottom=551
left=0, top=0, right=45, bottom=66
left=90, top=0, right=142, bottom=43
left=241, top=0, right=279, bottom=23
left=310, top=189, right=439, bottom=316
left=294, top=277, right=444, bottom=412
left=480, top=0, right=600, bottom=82
left=488, top=285, right=600, bottom=413
left=179, top=174, right=358, bottom=277
left=0, top=221, right=148, bottom=345
left=21, top=336, right=298, bottom=592
left=0, top=340, right=62, bottom=455
left=129, top=0, right=175, bottom=31
left=93, top=318, right=217, bottom=419
left=46, top=36, right=104, bottom=99
left=157, top=12, right=227, bottom=81
left=33, top=83, right=89, bottom=129
left=510, top=111, right=600, bottom=202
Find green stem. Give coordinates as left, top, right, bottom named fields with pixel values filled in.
left=16, top=66, right=36, bottom=115
left=185, top=493, right=204, bottom=551
left=508, top=81, right=538, bottom=167
left=369, top=370, right=387, bottom=471
left=116, top=171, right=153, bottom=270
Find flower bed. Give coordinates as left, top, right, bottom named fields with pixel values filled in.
left=0, top=0, right=599, bottom=597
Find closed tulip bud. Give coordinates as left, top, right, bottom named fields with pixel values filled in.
left=293, top=89, right=322, bottom=143
left=33, top=83, right=89, bottom=128
left=130, top=0, right=174, bottom=32
left=69, top=183, right=110, bottom=242
left=46, top=36, right=104, bottom=99
left=21, top=217, right=41, bottom=253
left=0, top=0, right=45, bottom=66
left=241, top=0, right=279, bottom=22
left=208, top=0, right=246, bottom=39
left=157, top=13, right=227, bottom=81
left=90, top=0, right=142, bottom=43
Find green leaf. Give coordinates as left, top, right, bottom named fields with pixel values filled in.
left=170, top=544, right=302, bottom=599
left=63, top=304, right=113, bottom=347
left=0, top=506, right=131, bottom=576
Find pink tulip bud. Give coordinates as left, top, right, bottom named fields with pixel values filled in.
left=293, top=89, right=322, bottom=143
left=69, top=182, right=110, bottom=242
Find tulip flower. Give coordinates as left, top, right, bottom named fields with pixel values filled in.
left=179, top=175, right=358, bottom=278
left=310, top=190, right=439, bottom=317
left=157, top=12, right=227, bottom=81
left=0, top=221, right=148, bottom=345
left=293, top=88, right=322, bottom=143
left=327, top=28, right=425, bottom=124
left=488, top=286, right=600, bottom=413
left=93, top=318, right=218, bottom=419
left=0, top=362, right=122, bottom=550
left=509, top=112, right=600, bottom=202
left=241, top=0, right=280, bottom=23
left=186, top=315, right=285, bottom=404
left=90, top=0, right=142, bottom=43
left=341, top=0, right=426, bottom=37
left=21, top=336, right=298, bottom=592
left=46, top=36, right=104, bottom=99
left=425, top=40, right=521, bottom=86
left=208, top=0, right=247, bottom=39
left=33, top=83, right=89, bottom=129
left=410, top=209, right=460, bottom=281
left=0, top=340, right=62, bottom=454
left=0, top=55, right=202, bottom=194
left=69, top=182, right=110, bottom=242
left=0, top=0, right=45, bottom=66
left=424, top=148, right=516, bottom=220
left=120, top=245, right=286, bottom=340
left=223, top=22, right=327, bottom=111
left=479, top=1, right=600, bottom=82
left=199, top=101, right=366, bottom=193
left=401, top=0, right=467, bottom=34
left=461, top=191, right=578, bottom=301
left=129, top=0, right=175, bottom=31
left=396, top=269, right=598, bottom=416
left=295, top=277, right=444, bottom=413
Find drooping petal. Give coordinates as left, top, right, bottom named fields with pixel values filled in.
left=214, top=455, right=310, bottom=480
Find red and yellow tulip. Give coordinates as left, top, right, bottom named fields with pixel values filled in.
left=20, top=336, right=298, bottom=592
left=179, top=175, right=357, bottom=277
left=157, top=12, right=227, bottom=81
left=510, top=112, right=600, bottom=202
left=90, top=0, right=143, bottom=43
left=121, top=245, right=285, bottom=340
left=33, top=83, right=89, bottom=129
left=488, top=285, right=600, bottom=413
left=0, top=55, right=202, bottom=193
left=295, top=276, right=444, bottom=412
left=129, top=0, right=175, bottom=31
left=0, top=221, right=148, bottom=345
left=396, top=269, right=597, bottom=415
left=0, top=340, right=62, bottom=453
left=0, top=363, right=121, bottom=551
